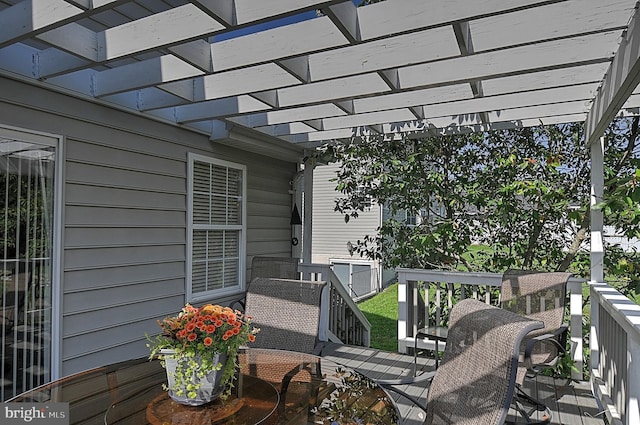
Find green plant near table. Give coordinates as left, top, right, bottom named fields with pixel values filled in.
left=147, top=303, right=259, bottom=400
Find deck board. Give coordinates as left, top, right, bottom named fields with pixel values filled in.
left=319, top=343, right=607, bottom=425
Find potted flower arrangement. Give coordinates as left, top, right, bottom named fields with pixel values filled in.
left=147, top=303, right=258, bottom=406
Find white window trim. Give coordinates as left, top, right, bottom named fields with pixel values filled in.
left=186, top=153, right=247, bottom=303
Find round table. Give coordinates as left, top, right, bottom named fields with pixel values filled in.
left=8, top=348, right=399, bottom=425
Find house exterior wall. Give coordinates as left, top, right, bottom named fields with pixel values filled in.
left=0, top=76, right=299, bottom=377
left=311, top=163, right=385, bottom=295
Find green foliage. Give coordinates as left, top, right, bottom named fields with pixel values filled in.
left=0, top=173, right=52, bottom=260
left=316, top=118, right=640, bottom=300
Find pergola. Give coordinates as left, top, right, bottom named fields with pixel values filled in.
left=2, top=1, right=640, bottom=422
left=1, top=0, right=639, bottom=148
left=2, top=0, right=639, bottom=295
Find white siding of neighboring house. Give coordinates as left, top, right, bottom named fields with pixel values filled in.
left=311, top=163, right=383, bottom=295
left=0, top=76, right=300, bottom=377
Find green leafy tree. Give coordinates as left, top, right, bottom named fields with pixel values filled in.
left=317, top=117, right=640, bottom=298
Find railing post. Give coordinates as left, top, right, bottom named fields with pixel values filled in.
left=568, top=279, right=583, bottom=380
left=318, top=282, right=330, bottom=343
left=590, top=282, right=601, bottom=377
left=629, top=333, right=640, bottom=425
left=397, top=270, right=409, bottom=353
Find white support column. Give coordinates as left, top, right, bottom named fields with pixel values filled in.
left=397, top=271, right=408, bottom=353
left=590, top=136, right=605, bottom=376
left=568, top=280, right=583, bottom=380
left=590, top=136, right=605, bottom=283
left=302, top=157, right=315, bottom=264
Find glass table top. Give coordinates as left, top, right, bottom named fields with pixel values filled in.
left=8, top=348, right=399, bottom=425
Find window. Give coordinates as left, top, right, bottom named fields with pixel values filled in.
left=187, top=154, right=246, bottom=302
left=1, top=125, right=60, bottom=400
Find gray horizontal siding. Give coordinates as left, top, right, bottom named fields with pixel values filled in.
left=0, top=76, right=299, bottom=377
left=312, top=163, right=382, bottom=264
left=64, top=227, right=185, bottom=248
left=63, top=262, right=185, bottom=292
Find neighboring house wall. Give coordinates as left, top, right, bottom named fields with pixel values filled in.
left=0, top=76, right=298, bottom=377
left=311, top=163, right=383, bottom=297
left=603, top=225, right=640, bottom=251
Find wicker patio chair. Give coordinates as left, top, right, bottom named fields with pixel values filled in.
left=242, top=277, right=327, bottom=420
left=233, top=256, right=301, bottom=311
left=379, top=298, right=543, bottom=425
left=501, top=269, right=572, bottom=424
left=250, top=256, right=300, bottom=281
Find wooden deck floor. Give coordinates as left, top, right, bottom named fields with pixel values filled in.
left=319, top=343, right=607, bottom=425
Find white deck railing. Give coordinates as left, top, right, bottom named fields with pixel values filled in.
left=397, top=268, right=640, bottom=425
left=299, top=263, right=371, bottom=347
left=590, top=282, right=640, bottom=425
left=396, top=268, right=586, bottom=380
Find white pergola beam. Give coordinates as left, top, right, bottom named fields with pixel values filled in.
left=168, top=40, right=214, bottom=73
left=0, top=0, right=121, bottom=47
left=469, top=0, right=634, bottom=52
left=174, top=96, right=271, bottom=123
left=37, top=22, right=99, bottom=61
left=481, top=62, right=610, bottom=96
left=100, top=4, right=224, bottom=61
left=231, top=0, right=340, bottom=25
left=93, top=56, right=204, bottom=97
left=353, top=84, right=474, bottom=114
left=232, top=104, right=346, bottom=127
left=101, top=29, right=619, bottom=116
left=65, top=0, right=123, bottom=9
left=356, top=0, right=565, bottom=41
left=0, top=0, right=79, bottom=45
left=398, top=32, right=620, bottom=89
left=304, top=26, right=459, bottom=82
left=420, top=84, right=598, bottom=119
left=323, top=1, right=359, bottom=42
left=210, top=17, right=348, bottom=72
left=585, top=4, right=640, bottom=146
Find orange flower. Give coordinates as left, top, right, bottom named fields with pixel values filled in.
left=200, top=304, right=215, bottom=315
left=186, top=322, right=196, bottom=332
left=187, top=333, right=197, bottom=341
left=203, top=337, right=213, bottom=346
left=206, top=325, right=216, bottom=333
left=248, top=334, right=256, bottom=342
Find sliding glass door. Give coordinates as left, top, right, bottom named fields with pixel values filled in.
left=1, top=127, right=57, bottom=401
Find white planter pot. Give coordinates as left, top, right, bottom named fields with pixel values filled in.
left=160, top=349, right=228, bottom=406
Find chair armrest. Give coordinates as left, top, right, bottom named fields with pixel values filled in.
left=376, top=371, right=436, bottom=412
left=376, top=370, right=436, bottom=387
left=523, top=324, right=568, bottom=370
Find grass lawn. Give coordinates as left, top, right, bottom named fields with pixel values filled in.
left=356, top=283, right=399, bottom=352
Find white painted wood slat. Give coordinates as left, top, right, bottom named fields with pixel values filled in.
left=0, top=0, right=81, bottom=46
left=469, top=0, right=635, bottom=52
left=94, top=55, right=203, bottom=97
left=210, top=17, right=349, bottom=72
left=398, top=32, right=621, bottom=90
